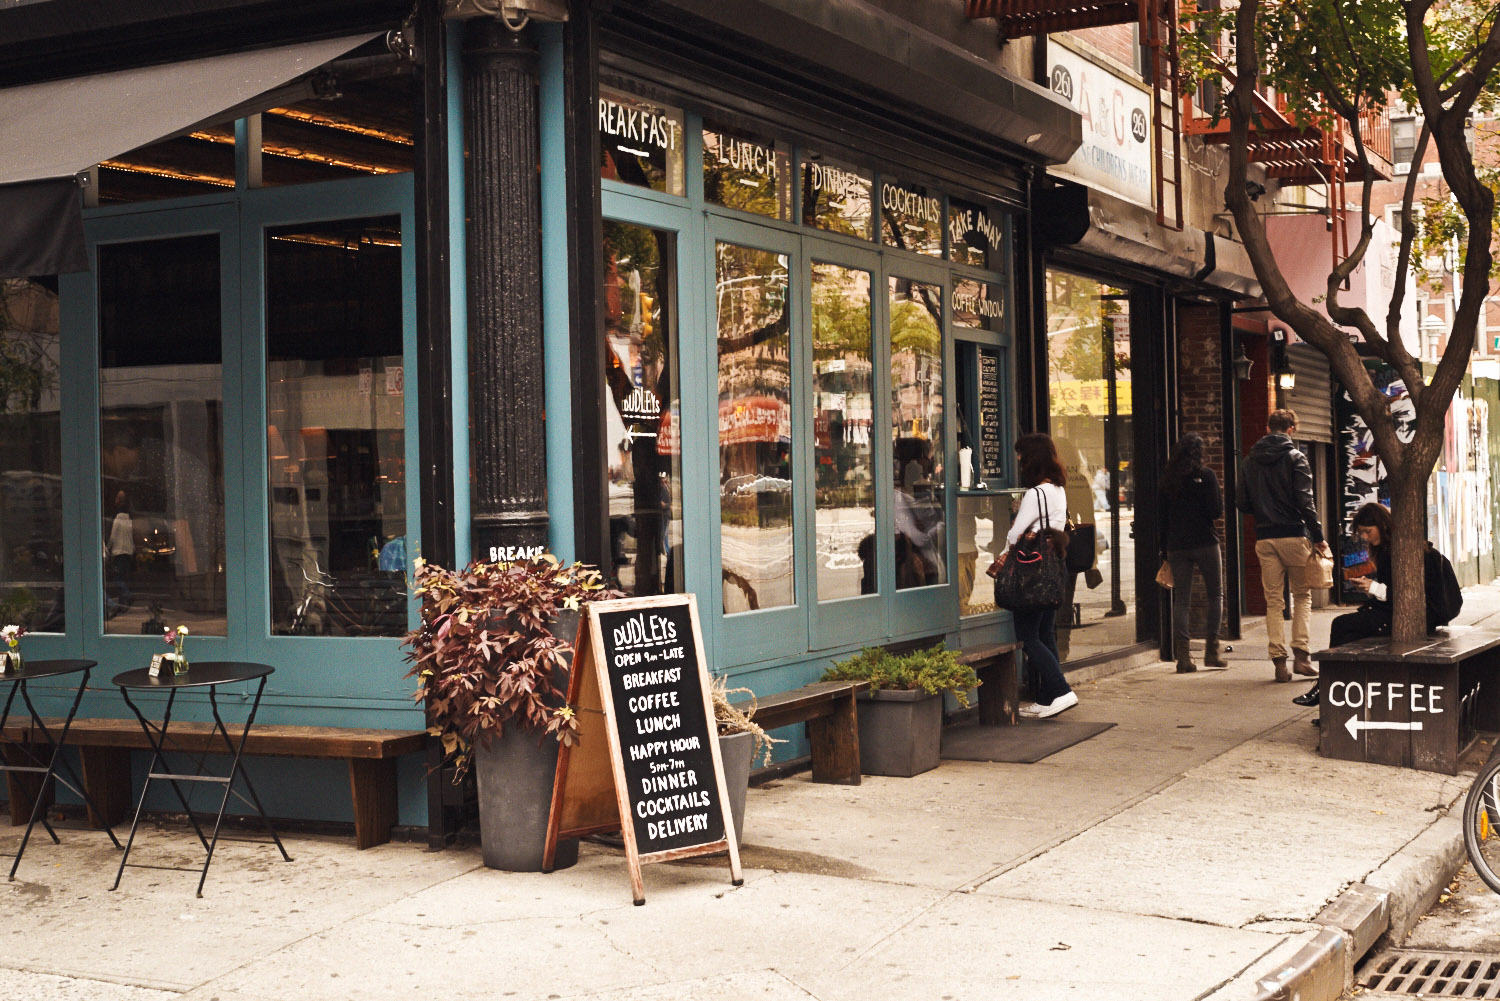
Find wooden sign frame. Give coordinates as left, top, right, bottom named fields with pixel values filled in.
left=543, top=594, right=743, bottom=904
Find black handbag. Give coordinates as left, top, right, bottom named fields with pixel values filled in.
left=993, top=487, right=1067, bottom=611
left=1064, top=520, right=1095, bottom=574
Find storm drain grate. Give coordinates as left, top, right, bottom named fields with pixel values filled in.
left=1360, top=950, right=1500, bottom=997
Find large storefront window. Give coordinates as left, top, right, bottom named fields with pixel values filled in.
left=266, top=218, right=406, bottom=637
left=603, top=221, right=683, bottom=596
left=811, top=262, right=874, bottom=601
left=890, top=277, right=945, bottom=590
left=0, top=278, right=64, bottom=632
left=1046, top=271, right=1134, bottom=661
left=717, top=242, right=792, bottom=612
left=99, top=235, right=227, bottom=635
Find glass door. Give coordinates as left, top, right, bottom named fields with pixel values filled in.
left=241, top=178, right=417, bottom=699
left=806, top=241, right=881, bottom=649
left=887, top=259, right=956, bottom=636
left=78, top=205, right=241, bottom=663
left=709, top=217, right=804, bottom=659
left=1045, top=271, right=1135, bottom=663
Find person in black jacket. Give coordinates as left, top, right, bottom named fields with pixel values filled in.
left=1235, top=409, right=1331, bottom=682
left=1159, top=434, right=1225, bottom=673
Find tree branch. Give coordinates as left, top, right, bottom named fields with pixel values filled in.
left=1383, top=119, right=1430, bottom=373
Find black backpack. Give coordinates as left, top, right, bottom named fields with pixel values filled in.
left=1424, top=545, right=1463, bottom=626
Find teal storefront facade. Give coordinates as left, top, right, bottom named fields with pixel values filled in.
left=0, top=0, right=1079, bottom=839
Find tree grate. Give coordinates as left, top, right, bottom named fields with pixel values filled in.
left=1360, top=951, right=1500, bottom=997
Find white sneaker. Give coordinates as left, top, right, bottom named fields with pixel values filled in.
left=1030, top=691, right=1078, bottom=719
left=1018, top=702, right=1042, bottom=717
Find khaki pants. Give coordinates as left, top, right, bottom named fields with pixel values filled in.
left=1255, top=536, right=1313, bottom=659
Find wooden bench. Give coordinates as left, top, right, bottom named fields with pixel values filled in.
left=731, top=680, right=869, bottom=785
left=957, top=641, right=1021, bottom=726
left=1, top=720, right=427, bottom=849
left=1313, top=626, right=1500, bottom=774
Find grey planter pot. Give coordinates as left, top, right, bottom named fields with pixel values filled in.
left=468, top=607, right=584, bottom=873
left=857, top=689, right=943, bottom=777
left=717, top=730, right=754, bottom=846
left=472, top=727, right=579, bottom=872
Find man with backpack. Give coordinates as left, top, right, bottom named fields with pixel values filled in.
left=1236, top=409, right=1331, bottom=682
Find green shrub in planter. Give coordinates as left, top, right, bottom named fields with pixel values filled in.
left=821, top=644, right=979, bottom=777
left=820, top=643, right=979, bottom=703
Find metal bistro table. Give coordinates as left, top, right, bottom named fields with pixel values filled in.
left=111, top=662, right=292, bottom=896
left=0, top=658, right=123, bottom=878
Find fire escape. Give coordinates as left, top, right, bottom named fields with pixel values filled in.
left=1176, top=24, right=1394, bottom=268
left=965, top=0, right=1185, bottom=230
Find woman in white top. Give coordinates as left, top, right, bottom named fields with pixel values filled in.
left=998, top=434, right=1077, bottom=719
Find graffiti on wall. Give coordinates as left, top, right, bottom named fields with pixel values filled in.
left=1338, top=363, right=1416, bottom=528
left=1428, top=386, right=1493, bottom=571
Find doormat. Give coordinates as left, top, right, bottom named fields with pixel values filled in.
left=940, top=719, right=1116, bottom=764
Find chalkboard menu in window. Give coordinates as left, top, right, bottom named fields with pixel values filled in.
left=978, top=348, right=1004, bottom=479
left=544, top=594, right=742, bottom=904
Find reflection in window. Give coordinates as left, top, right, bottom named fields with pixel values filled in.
left=599, top=89, right=685, bottom=196
left=603, top=221, right=683, bottom=596
left=948, top=197, right=1004, bottom=269
left=811, top=263, right=875, bottom=601
left=0, top=278, right=64, bottom=632
left=266, top=218, right=406, bottom=636
left=99, top=236, right=226, bottom=635
left=801, top=156, right=873, bottom=239
left=1046, top=271, right=1134, bottom=661
left=717, top=243, right=792, bottom=612
left=957, top=495, right=1007, bottom=616
left=890, top=278, right=945, bottom=590
left=881, top=180, right=944, bottom=257
left=703, top=124, right=790, bottom=220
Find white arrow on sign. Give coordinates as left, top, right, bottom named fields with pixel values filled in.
left=1344, top=716, right=1424, bottom=740
left=626, top=428, right=658, bottom=441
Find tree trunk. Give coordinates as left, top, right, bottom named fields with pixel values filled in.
left=1387, top=473, right=1428, bottom=642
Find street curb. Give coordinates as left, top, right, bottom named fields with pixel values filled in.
left=1244, top=817, right=1465, bottom=1001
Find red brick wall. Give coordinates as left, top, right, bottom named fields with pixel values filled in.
left=1236, top=332, right=1274, bottom=615
left=1064, top=26, right=1142, bottom=77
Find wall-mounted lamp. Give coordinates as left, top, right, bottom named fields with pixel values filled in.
left=1232, top=342, right=1254, bottom=381
left=1270, top=327, right=1294, bottom=390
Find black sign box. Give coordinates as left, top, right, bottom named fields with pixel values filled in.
left=596, top=602, right=725, bottom=854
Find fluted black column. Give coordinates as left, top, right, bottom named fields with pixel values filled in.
left=464, top=19, right=548, bottom=562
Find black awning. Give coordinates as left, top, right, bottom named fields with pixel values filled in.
left=0, top=178, right=87, bottom=277
left=0, top=33, right=374, bottom=278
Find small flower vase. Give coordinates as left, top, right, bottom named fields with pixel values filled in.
left=171, top=650, right=189, bottom=675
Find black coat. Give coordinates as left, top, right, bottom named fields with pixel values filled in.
left=1159, top=468, right=1223, bottom=555
left=1235, top=433, right=1323, bottom=542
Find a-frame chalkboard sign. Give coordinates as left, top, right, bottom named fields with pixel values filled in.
left=543, top=594, right=743, bottom=904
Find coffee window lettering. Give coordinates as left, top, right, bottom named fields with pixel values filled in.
left=702, top=123, right=790, bottom=220
left=953, top=279, right=1005, bottom=333
left=948, top=197, right=1005, bottom=269
left=801, top=155, right=873, bottom=240
left=599, top=89, right=685, bottom=197
left=880, top=180, right=944, bottom=257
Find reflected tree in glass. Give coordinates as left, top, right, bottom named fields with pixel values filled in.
left=0, top=278, right=63, bottom=632
left=811, top=262, right=874, bottom=601
left=889, top=278, right=946, bottom=590
left=603, top=221, right=683, bottom=597
left=717, top=243, right=793, bottom=613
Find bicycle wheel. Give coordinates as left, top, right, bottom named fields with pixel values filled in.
left=1462, top=749, right=1500, bottom=895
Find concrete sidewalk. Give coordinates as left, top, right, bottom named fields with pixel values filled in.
left=3, top=587, right=1497, bottom=1001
